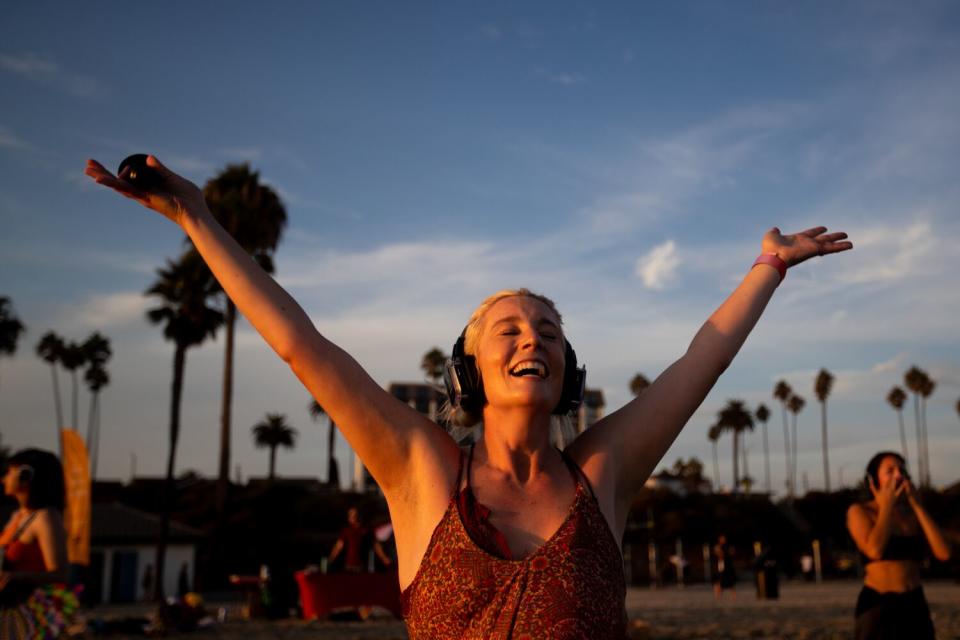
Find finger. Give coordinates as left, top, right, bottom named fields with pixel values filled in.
left=819, top=232, right=848, bottom=243
left=85, top=159, right=112, bottom=176
left=800, top=226, right=828, bottom=237
left=146, top=154, right=174, bottom=179
left=819, top=241, right=853, bottom=255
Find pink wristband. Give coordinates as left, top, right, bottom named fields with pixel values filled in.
left=753, top=254, right=787, bottom=283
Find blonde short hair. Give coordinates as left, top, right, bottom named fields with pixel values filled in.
left=440, top=288, right=576, bottom=447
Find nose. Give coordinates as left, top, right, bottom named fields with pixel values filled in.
left=519, top=327, right=543, bottom=351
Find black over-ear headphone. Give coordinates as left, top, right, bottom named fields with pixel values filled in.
left=17, top=465, right=34, bottom=485
left=443, top=330, right=586, bottom=416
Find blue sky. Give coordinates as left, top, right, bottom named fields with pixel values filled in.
left=2, top=2, right=959, bottom=495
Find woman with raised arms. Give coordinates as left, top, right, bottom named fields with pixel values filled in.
left=86, top=155, right=851, bottom=639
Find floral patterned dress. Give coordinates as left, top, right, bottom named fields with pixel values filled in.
left=402, top=446, right=627, bottom=639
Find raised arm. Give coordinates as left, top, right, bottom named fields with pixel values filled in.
left=571, top=226, right=851, bottom=531
left=84, top=157, right=458, bottom=496
left=847, top=479, right=901, bottom=560
left=905, top=481, right=952, bottom=561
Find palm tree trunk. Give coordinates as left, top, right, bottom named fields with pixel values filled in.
left=49, top=365, right=64, bottom=457
left=761, top=421, right=771, bottom=493
left=741, top=439, right=750, bottom=494
left=90, top=394, right=100, bottom=480
left=821, top=400, right=830, bottom=493
left=269, top=445, right=277, bottom=481
left=217, top=302, right=236, bottom=520
left=920, top=396, right=930, bottom=487
left=327, top=418, right=339, bottom=487
left=732, top=431, right=740, bottom=493
left=71, top=369, right=79, bottom=430
left=86, top=389, right=97, bottom=452
left=711, top=441, right=719, bottom=491
left=913, top=394, right=923, bottom=486
left=791, top=414, right=798, bottom=496
left=156, top=344, right=186, bottom=602
left=897, top=409, right=908, bottom=461
left=782, top=408, right=792, bottom=497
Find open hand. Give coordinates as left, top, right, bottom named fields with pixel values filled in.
left=868, top=475, right=905, bottom=512
left=762, top=226, right=853, bottom=268
left=84, top=156, right=206, bottom=228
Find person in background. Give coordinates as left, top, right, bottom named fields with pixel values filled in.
left=847, top=452, right=951, bottom=640
left=0, top=448, right=77, bottom=637
left=327, top=507, right=392, bottom=573
left=712, top=534, right=737, bottom=600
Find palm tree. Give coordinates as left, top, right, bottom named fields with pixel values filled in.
left=59, top=341, right=86, bottom=430
left=145, top=248, right=224, bottom=601
left=0, top=297, right=25, bottom=420
left=887, top=387, right=908, bottom=460
left=814, top=368, right=835, bottom=492
left=630, top=373, right=651, bottom=397
left=421, top=348, right=447, bottom=386
left=82, top=333, right=112, bottom=452
left=773, top=380, right=793, bottom=496
left=716, top=400, right=753, bottom=493
left=309, top=399, right=339, bottom=487
left=955, top=397, right=960, bottom=424
left=918, top=373, right=935, bottom=487
left=787, top=394, right=806, bottom=495
left=904, top=366, right=926, bottom=487
left=35, top=331, right=66, bottom=455
left=202, top=163, right=287, bottom=521
left=755, top=403, right=771, bottom=493
left=707, top=423, right=722, bottom=490
left=252, top=413, right=298, bottom=481
left=83, top=364, right=109, bottom=480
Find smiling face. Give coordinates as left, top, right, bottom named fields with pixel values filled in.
left=473, top=295, right=566, bottom=415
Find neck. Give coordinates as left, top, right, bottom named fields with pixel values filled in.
left=16, top=496, right=31, bottom=511
left=480, top=406, right=557, bottom=484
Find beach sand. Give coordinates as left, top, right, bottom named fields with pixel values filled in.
left=93, top=580, right=959, bottom=639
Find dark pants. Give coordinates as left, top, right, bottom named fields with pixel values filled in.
left=854, top=586, right=935, bottom=640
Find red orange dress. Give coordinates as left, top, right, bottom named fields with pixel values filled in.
left=402, top=447, right=628, bottom=639
left=0, top=511, right=79, bottom=639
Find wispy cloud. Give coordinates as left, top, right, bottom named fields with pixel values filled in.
left=60, top=292, right=150, bottom=331
left=0, top=52, right=102, bottom=98
left=635, top=240, right=679, bottom=290
left=0, top=126, right=33, bottom=151
left=534, top=68, right=586, bottom=86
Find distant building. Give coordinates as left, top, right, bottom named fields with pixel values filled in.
left=88, top=502, right=202, bottom=604
left=576, top=388, right=606, bottom=435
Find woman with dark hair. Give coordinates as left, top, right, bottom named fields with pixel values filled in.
left=0, top=448, right=75, bottom=638
left=846, top=451, right=952, bottom=640
left=85, top=156, right=851, bottom=638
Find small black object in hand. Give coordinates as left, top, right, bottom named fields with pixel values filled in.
left=118, top=154, right=161, bottom=190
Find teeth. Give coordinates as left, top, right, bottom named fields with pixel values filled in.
left=510, top=360, right=547, bottom=377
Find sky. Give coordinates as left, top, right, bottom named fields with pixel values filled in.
left=1, top=1, right=959, bottom=496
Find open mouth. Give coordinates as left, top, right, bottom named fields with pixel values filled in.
left=509, top=360, right=549, bottom=379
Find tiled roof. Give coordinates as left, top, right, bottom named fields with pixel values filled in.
left=91, top=502, right=203, bottom=544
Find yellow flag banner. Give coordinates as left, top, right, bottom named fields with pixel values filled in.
left=61, top=429, right=91, bottom=566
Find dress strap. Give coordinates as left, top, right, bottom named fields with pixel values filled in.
left=451, top=447, right=467, bottom=500
left=559, top=449, right=597, bottom=500
left=465, top=442, right=476, bottom=490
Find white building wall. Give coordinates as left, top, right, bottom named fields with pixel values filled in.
left=95, top=544, right=195, bottom=603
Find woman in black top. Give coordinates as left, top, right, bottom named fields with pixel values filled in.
left=846, top=452, right=951, bottom=640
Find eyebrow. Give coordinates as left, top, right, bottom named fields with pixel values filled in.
left=489, top=316, right=560, bottom=330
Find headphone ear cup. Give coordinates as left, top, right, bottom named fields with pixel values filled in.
left=554, top=340, right=586, bottom=415
left=444, top=333, right=485, bottom=414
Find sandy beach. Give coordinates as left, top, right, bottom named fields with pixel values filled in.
left=87, top=579, right=959, bottom=639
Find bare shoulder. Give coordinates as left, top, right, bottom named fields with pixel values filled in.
left=847, top=502, right=875, bottom=527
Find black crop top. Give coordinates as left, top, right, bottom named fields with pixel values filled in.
left=862, top=533, right=928, bottom=564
